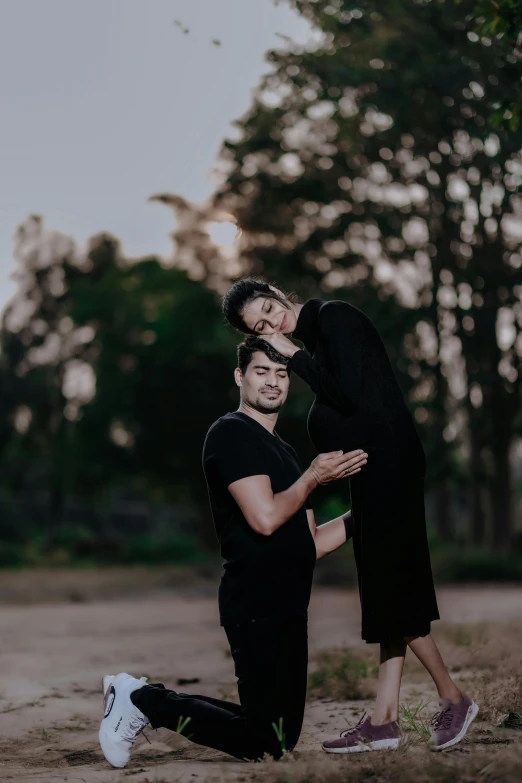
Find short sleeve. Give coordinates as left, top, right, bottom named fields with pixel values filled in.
left=285, top=443, right=313, bottom=510
left=204, top=422, right=269, bottom=488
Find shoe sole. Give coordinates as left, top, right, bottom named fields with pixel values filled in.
left=323, top=737, right=401, bottom=754
left=99, top=674, right=132, bottom=769
left=99, top=726, right=126, bottom=768
left=430, top=702, right=479, bottom=751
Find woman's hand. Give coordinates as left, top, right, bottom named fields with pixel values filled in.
left=262, top=332, right=300, bottom=358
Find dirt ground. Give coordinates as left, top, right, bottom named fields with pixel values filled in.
left=0, top=570, right=521, bottom=783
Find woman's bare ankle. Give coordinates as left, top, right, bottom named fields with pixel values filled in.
left=370, top=709, right=398, bottom=726
left=438, top=687, right=462, bottom=704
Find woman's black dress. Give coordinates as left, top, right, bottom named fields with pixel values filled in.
left=290, top=298, right=439, bottom=643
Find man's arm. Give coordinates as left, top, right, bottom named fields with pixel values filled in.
left=307, top=508, right=354, bottom=559
left=228, top=451, right=366, bottom=537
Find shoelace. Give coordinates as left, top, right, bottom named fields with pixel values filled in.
left=121, top=715, right=149, bottom=745
left=340, top=712, right=367, bottom=738
left=431, top=706, right=453, bottom=731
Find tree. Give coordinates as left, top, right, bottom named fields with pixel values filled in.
left=0, top=216, right=245, bottom=549
left=214, top=0, right=522, bottom=550
left=68, top=234, right=240, bottom=544
left=468, top=0, right=522, bottom=53
left=0, top=216, right=89, bottom=542
left=467, top=0, right=522, bottom=125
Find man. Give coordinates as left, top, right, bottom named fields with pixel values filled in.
left=99, top=336, right=368, bottom=767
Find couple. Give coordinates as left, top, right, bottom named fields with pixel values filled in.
left=99, top=280, right=478, bottom=767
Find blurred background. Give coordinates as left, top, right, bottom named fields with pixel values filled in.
left=1, top=0, right=522, bottom=584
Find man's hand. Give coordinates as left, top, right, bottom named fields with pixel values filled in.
left=261, top=332, right=300, bottom=358
left=309, top=450, right=367, bottom=485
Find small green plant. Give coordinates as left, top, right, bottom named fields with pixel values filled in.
left=308, top=648, right=376, bottom=701
left=399, top=700, right=432, bottom=740
left=272, top=716, right=286, bottom=754
left=176, top=715, right=193, bottom=739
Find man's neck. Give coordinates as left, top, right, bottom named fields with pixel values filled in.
left=237, top=403, right=278, bottom=434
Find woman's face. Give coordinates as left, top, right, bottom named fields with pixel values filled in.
left=241, top=294, right=297, bottom=336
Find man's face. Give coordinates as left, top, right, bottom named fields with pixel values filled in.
left=236, top=351, right=290, bottom=413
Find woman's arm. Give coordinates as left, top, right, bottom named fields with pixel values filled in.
left=307, top=508, right=354, bottom=559
left=289, top=302, right=363, bottom=415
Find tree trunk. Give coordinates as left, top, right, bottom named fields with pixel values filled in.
left=434, top=478, right=454, bottom=542
left=489, top=439, right=513, bottom=554
left=47, top=481, right=65, bottom=550
left=429, top=198, right=457, bottom=544
left=469, top=425, right=488, bottom=546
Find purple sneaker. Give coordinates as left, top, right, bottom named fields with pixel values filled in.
left=429, top=694, right=479, bottom=751
left=322, top=713, right=402, bottom=754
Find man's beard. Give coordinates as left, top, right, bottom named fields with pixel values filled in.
left=253, top=394, right=284, bottom=414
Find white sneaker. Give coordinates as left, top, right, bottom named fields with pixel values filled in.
left=99, top=672, right=149, bottom=768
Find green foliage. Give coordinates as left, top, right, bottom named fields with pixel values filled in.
left=0, top=543, right=25, bottom=568
left=466, top=0, right=522, bottom=45
left=314, top=538, right=522, bottom=584
left=68, top=242, right=239, bottom=518
left=308, top=648, right=376, bottom=700
left=0, top=1, right=521, bottom=566
left=0, top=532, right=207, bottom=569
left=272, top=717, right=287, bottom=754
left=217, top=0, right=522, bottom=551
left=430, top=545, right=522, bottom=581
left=463, top=0, right=522, bottom=125
left=399, top=700, right=432, bottom=740
left=176, top=715, right=193, bottom=738
left=0, top=223, right=241, bottom=548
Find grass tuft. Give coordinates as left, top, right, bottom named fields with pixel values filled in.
left=399, top=700, right=432, bottom=741
left=308, top=648, right=376, bottom=701
left=249, top=753, right=522, bottom=783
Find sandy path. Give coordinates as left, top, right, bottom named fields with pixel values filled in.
left=0, top=583, right=521, bottom=782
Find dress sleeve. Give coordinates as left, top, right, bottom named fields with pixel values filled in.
left=288, top=301, right=362, bottom=415
left=204, top=422, right=269, bottom=488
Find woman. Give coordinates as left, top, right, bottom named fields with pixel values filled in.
left=222, top=278, right=478, bottom=753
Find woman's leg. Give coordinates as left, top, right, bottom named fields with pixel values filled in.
left=405, top=634, right=479, bottom=751
left=405, top=634, right=461, bottom=703
left=370, top=632, right=462, bottom=725
left=370, top=633, right=462, bottom=724
left=370, top=639, right=407, bottom=725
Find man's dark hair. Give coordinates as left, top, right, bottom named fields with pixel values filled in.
left=237, top=336, right=290, bottom=375
left=223, top=277, right=298, bottom=334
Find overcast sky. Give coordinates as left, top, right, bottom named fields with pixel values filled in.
left=0, top=0, right=310, bottom=310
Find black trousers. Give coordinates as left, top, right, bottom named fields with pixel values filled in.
left=131, top=614, right=308, bottom=761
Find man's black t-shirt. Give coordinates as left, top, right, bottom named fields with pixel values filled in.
left=202, top=411, right=316, bottom=626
